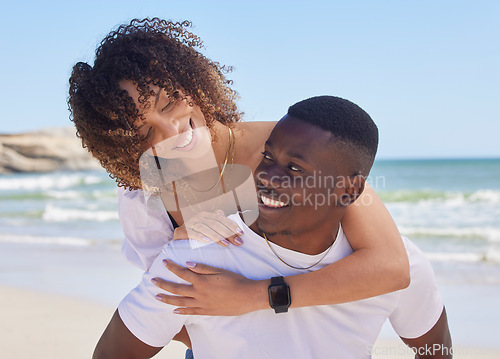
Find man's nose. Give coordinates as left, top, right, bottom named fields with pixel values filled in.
left=257, top=165, right=287, bottom=189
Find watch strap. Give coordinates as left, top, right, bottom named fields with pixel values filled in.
left=268, top=276, right=291, bottom=314
left=271, top=276, right=285, bottom=286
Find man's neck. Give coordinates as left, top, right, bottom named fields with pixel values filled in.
left=249, top=222, right=340, bottom=255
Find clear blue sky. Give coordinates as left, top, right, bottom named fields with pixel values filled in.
left=1, top=0, right=499, bottom=159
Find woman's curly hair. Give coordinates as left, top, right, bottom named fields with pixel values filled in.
left=68, top=18, right=241, bottom=190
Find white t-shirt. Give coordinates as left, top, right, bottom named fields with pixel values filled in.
left=118, top=214, right=443, bottom=359
left=118, top=167, right=259, bottom=271
left=117, top=187, right=174, bottom=270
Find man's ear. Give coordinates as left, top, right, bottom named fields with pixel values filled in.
left=339, top=175, right=366, bottom=207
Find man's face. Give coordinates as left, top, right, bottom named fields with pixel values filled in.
left=254, top=115, right=348, bottom=238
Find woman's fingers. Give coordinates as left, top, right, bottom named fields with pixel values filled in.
left=172, top=224, right=210, bottom=242
left=152, top=276, right=193, bottom=296
left=171, top=307, right=209, bottom=316
left=201, top=211, right=244, bottom=237
left=185, top=262, right=223, bottom=275
left=187, top=211, right=244, bottom=246
left=153, top=260, right=264, bottom=316
left=160, top=259, right=201, bottom=284
left=172, top=210, right=245, bottom=245
left=189, top=222, right=233, bottom=246
left=154, top=294, right=197, bottom=309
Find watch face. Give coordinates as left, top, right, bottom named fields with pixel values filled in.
left=269, top=284, right=291, bottom=307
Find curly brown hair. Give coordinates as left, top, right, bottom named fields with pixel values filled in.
left=68, top=18, right=241, bottom=190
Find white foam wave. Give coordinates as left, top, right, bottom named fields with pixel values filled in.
left=468, top=189, right=500, bottom=203
left=425, top=252, right=481, bottom=263
left=42, top=204, right=119, bottom=222
left=400, top=226, right=500, bottom=242
left=44, top=190, right=82, bottom=199
left=0, top=174, right=106, bottom=191
left=43, top=189, right=116, bottom=200
left=426, top=251, right=500, bottom=264
left=382, top=189, right=500, bottom=205
left=0, top=233, right=92, bottom=246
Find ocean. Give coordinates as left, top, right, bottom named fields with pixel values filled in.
left=371, top=159, right=500, bottom=286
left=1, top=159, right=500, bottom=283
left=1, top=159, right=499, bottom=346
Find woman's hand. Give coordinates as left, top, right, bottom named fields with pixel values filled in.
left=152, top=260, right=269, bottom=316
left=173, top=210, right=244, bottom=247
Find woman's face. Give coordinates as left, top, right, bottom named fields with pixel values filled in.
left=119, top=80, right=212, bottom=159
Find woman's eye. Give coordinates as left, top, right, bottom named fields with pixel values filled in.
left=144, top=127, right=153, bottom=140
left=162, top=101, right=174, bottom=112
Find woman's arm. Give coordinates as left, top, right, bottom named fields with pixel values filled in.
left=287, top=183, right=410, bottom=306
left=152, top=184, right=410, bottom=314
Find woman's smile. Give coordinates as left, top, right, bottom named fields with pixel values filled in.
left=173, top=119, right=194, bottom=150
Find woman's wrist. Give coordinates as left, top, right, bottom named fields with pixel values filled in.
left=249, top=279, right=272, bottom=312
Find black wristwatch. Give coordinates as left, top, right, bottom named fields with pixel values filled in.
left=268, top=276, right=291, bottom=313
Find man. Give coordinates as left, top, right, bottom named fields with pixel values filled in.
left=94, top=96, right=452, bottom=359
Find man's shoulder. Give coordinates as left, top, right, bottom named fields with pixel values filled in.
left=401, top=237, right=430, bottom=269
left=398, top=236, right=441, bottom=300
left=162, top=239, right=221, bottom=260
left=389, top=237, right=444, bottom=339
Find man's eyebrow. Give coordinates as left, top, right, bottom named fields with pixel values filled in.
left=286, top=151, right=309, bottom=163
left=264, top=140, right=310, bottom=163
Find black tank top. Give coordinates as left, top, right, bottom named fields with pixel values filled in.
left=167, top=211, right=179, bottom=229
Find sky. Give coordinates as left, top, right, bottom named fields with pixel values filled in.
left=1, top=0, right=499, bottom=159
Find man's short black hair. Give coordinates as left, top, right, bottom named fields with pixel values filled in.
left=287, top=96, right=378, bottom=176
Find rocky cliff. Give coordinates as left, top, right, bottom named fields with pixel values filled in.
left=0, top=128, right=102, bottom=173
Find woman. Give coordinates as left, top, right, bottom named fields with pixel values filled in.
left=69, top=18, right=409, bottom=351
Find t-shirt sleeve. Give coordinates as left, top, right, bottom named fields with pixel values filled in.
left=118, top=247, right=190, bottom=347
left=117, top=187, right=174, bottom=270
left=389, top=237, right=444, bottom=339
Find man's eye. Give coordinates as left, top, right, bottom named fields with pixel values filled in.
left=261, top=151, right=273, bottom=161
left=289, top=164, right=303, bottom=173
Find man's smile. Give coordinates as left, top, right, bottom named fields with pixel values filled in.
left=260, top=192, right=289, bottom=208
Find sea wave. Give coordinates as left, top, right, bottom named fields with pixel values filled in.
left=379, top=189, right=500, bottom=204
left=0, top=173, right=109, bottom=191
left=0, top=233, right=93, bottom=246
left=425, top=250, right=500, bottom=264
left=42, top=204, right=119, bottom=222
left=400, top=226, right=500, bottom=242
left=0, top=189, right=117, bottom=201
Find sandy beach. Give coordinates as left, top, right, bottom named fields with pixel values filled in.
left=0, top=286, right=187, bottom=359
left=2, top=283, right=500, bottom=359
